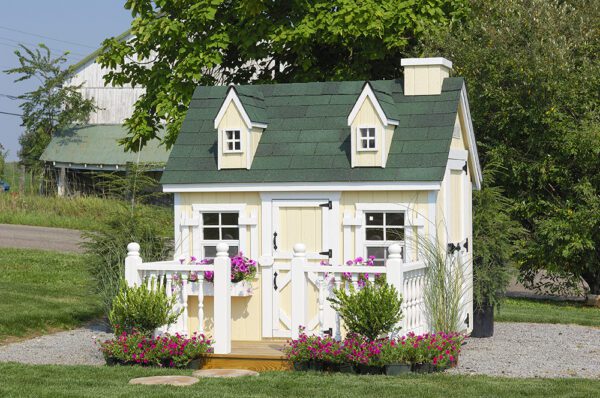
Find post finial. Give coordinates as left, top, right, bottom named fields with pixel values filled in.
left=388, top=244, right=403, bottom=259
left=127, top=242, right=140, bottom=257
left=216, top=243, right=229, bottom=257
left=293, top=243, right=306, bottom=257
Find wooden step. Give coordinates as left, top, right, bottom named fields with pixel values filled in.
left=196, top=340, right=291, bottom=372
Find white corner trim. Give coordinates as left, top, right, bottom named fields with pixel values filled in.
left=164, top=181, right=441, bottom=193
left=459, top=84, right=483, bottom=190
left=214, top=87, right=268, bottom=130
left=449, top=149, right=468, bottom=161
left=347, top=82, right=399, bottom=127
left=401, top=57, right=453, bottom=69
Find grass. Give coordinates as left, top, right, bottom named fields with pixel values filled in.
left=0, top=364, right=599, bottom=398
left=497, top=297, right=600, bottom=327
left=0, top=192, right=172, bottom=232
left=0, top=248, right=102, bottom=343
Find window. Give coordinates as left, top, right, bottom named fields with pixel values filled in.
left=201, top=212, right=239, bottom=257
left=364, top=212, right=404, bottom=265
left=224, top=130, right=242, bottom=152
left=358, top=127, right=376, bottom=151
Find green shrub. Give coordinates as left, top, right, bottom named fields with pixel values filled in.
left=328, top=281, right=403, bottom=340
left=109, top=279, right=182, bottom=336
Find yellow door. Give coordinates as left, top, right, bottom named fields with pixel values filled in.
left=270, top=199, right=331, bottom=337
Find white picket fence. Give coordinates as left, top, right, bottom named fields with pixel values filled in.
left=124, top=242, right=427, bottom=355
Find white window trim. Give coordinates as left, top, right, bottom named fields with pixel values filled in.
left=355, top=203, right=413, bottom=263
left=356, top=125, right=378, bottom=152
left=191, top=204, right=248, bottom=260
left=222, top=128, right=243, bottom=153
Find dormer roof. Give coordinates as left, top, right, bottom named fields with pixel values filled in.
left=347, top=82, right=399, bottom=126
left=214, top=86, right=268, bottom=129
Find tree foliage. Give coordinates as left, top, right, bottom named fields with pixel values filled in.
left=98, top=0, right=469, bottom=151
left=421, top=0, right=600, bottom=294
left=4, top=45, right=97, bottom=172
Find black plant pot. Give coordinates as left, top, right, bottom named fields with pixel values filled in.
left=293, top=361, right=310, bottom=371
left=472, top=303, right=494, bottom=338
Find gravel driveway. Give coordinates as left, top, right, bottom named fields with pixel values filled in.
left=1, top=322, right=599, bottom=378
left=449, top=322, right=600, bottom=379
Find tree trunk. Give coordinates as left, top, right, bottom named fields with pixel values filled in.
left=582, top=271, right=600, bottom=295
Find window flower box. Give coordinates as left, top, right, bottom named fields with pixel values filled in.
left=187, top=280, right=253, bottom=297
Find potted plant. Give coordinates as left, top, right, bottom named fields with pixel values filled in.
left=380, top=339, right=411, bottom=376
left=472, top=167, right=524, bottom=337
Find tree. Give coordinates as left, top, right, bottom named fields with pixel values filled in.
left=4, top=44, right=97, bottom=173
left=0, top=143, right=6, bottom=180
left=420, top=0, right=600, bottom=294
left=98, top=0, right=469, bottom=151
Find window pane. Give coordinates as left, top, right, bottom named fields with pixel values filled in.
left=221, top=213, right=238, bottom=225
left=368, top=138, right=375, bottom=148
left=234, top=142, right=241, bottom=150
left=361, top=140, right=369, bottom=149
left=226, top=131, right=233, bottom=140
left=366, top=213, right=383, bottom=226
left=368, top=128, right=375, bottom=137
left=228, top=246, right=239, bottom=256
left=233, top=130, right=240, bottom=139
left=203, top=213, right=219, bottom=225
left=367, top=246, right=386, bottom=259
left=386, top=212, right=404, bottom=226
left=204, top=246, right=217, bottom=258
left=203, top=228, right=220, bottom=240
left=227, top=142, right=234, bottom=151
left=386, top=227, right=404, bottom=241
left=360, top=128, right=368, bottom=138
left=366, top=228, right=384, bottom=240
left=222, top=227, right=239, bottom=240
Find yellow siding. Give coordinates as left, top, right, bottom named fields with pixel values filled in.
left=250, top=127, right=262, bottom=166
left=351, top=97, right=390, bottom=167
left=404, top=65, right=450, bottom=95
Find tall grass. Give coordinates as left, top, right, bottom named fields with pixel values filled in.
left=419, top=237, right=469, bottom=332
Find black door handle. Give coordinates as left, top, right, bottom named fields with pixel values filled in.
left=273, top=232, right=278, bottom=251
left=273, top=271, right=278, bottom=290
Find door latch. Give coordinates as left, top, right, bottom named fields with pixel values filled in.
left=273, top=232, right=278, bottom=251
left=319, top=249, right=332, bottom=258
left=319, top=200, right=332, bottom=210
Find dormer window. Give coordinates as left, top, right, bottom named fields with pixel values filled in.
left=224, top=130, right=242, bottom=152
left=358, top=127, right=377, bottom=151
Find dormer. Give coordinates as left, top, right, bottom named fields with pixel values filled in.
left=214, top=86, right=267, bottom=169
left=347, top=82, right=399, bottom=168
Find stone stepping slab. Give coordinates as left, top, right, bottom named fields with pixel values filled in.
left=193, top=369, right=260, bottom=378
left=129, top=376, right=199, bottom=386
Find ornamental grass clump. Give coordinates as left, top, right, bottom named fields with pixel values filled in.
left=328, top=281, right=403, bottom=340
left=98, top=331, right=212, bottom=368
left=109, top=278, right=182, bottom=336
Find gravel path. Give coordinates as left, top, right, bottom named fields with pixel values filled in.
left=449, top=322, right=600, bottom=379
left=0, top=223, right=84, bottom=253
left=1, top=322, right=599, bottom=379
left=0, top=321, right=112, bottom=366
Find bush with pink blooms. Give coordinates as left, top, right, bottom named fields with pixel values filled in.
left=284, top=329, right=464, bottom=374
left=98, top=331, right=213, bottom=368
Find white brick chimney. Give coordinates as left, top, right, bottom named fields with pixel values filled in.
left=401, top=57, right=453, bottom=95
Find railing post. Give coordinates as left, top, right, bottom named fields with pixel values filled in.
left=213, top=243, right=231, bottom=354
left=291, top=243, right=307, bottom=339
left=125, top=242, right=142, bottom=287
left=386, top=244, right=404, bottom=333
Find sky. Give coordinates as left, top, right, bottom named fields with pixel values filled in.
left=0, top=1, right=132, bottom=161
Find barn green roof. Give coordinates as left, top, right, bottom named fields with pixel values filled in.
left=41, top=124, right=170, bottom=168
left=161, top=78, right=465, bottom=185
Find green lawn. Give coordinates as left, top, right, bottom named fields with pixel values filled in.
left=497, top=297, right=600, bottom=327
left=0, top=248, right=102, bottom=343
left=0, top=192, right=172, bottom=232
left=0, top=364, right=599, bottom=398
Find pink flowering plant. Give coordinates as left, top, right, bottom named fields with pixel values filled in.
left=320, top=256, right=385, bottom=288
left=403, top=331, right=464, bottom=368
left=200, top=253, right=257, bottom=283
left=98, top=331, right=213, bottom=368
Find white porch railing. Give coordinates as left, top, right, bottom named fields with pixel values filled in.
left=124, top=242, right=232, bottom=354
left=124, top=242, right=428, bottom=355
left=287, top=243, right=427, bottom=339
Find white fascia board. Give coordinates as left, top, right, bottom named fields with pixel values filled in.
left=401, top=57, right=453, bottom=69
left=213, top=87, right=268, bottom=130
left=347, top=82, right=398, bottom=127
left=459, top=83, right=483, bottom=190
left=163, top=181, right=441, bottom=193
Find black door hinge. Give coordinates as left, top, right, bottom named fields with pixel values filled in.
left=319, top=200, right=332, bottom=210
left=462, top=161, right=468, bottom=174
left=463, top=238, right=469, bottom=252
left=319, top=249, right=332, bottom=258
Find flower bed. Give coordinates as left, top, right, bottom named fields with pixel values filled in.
left=284, top=330, right=464, bottom=375
left=98, top=331, right=213, bottom=368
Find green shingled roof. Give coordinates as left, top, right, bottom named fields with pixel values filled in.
left=41, top=124, right=170, bottom=167
left=161, top=78, right=464, bottom=185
